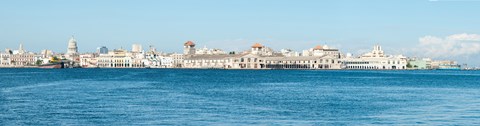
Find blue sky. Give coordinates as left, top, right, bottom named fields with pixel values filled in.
left=1, top=0, right=479, bottom=65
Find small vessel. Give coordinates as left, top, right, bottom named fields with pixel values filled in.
left=38, top=62, right=64, bottom=69
left=437, top=64, right=461, bottom=70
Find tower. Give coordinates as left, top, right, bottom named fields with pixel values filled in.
left=67, top=35, right=78, bottom=55
left=371, top=45, right=384, bottom=57
left=183, top=41, right=196, bottom=55
left=18, top=43, right=25, bottom=54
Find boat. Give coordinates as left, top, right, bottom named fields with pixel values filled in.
left=38, top=62, right=64, bottom=69
left=437, top=64, right=461, bottom=70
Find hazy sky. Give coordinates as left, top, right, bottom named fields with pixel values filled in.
left=1, top=0, right=479, bottom=65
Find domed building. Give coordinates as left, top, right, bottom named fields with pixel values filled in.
left=67, top=36, right=78, bottom=55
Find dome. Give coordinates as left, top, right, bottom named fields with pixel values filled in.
left=251, top=43, right=263, bottom=48
left=184, top=41, right=195, bottom=46
left=68, top=37, right=77, bottom=48
left=68, top=37, right=76, bottom=44
left=313, top=45, right=323, bottom=50
left=67, top=36, right=78, bottom=54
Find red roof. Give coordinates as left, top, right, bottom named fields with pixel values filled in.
left=313, top=45, right=323, bottom=50
left=184, top=41, right=195, bottom=46
left=251, top=43, right=263, bottom=48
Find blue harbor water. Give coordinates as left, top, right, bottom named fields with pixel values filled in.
left=1, top=69, right=479, bottom=125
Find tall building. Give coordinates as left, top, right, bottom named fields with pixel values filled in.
left=183, top=41, right=196, bottom=55
left=67, top=36, right=78, bottom=55
left=97, top=46, right=108, bottom=54
left=132, top=44, right=142, bottom=53
left=18, top=43, right=25, bottom=54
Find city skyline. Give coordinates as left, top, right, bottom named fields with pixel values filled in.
left=1, top=0, right=479, bottom=66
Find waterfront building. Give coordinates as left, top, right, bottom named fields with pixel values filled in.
left=143, top=49, right=173, bottom=68
left=264, top=56, right=341, bottom=69
left=341, top=45, right=407, bottom=70
left=8, top=52, right=36, bottom=67
left=229, top=52, right=272, bottom=69
left=96, top=48, right=146, bottom=68
left=0, top=44, right=36, bottom=67
left=0, top=53, right=10, bottom=66
left=170, top=53, right=184, bottom=68
left=158, top=56, right=173, bottom=68
left=408, top=58, right=432, bottom=69
left=97, top=48, right=131, bottom=68
left=431, top=60, right=461, bottom=70
left=183, top=43, right=342, bottom=69
left=80, top=54, right=98, bottom=68
left=183, top=54, right=233, bottom=68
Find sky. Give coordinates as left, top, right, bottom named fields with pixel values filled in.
left=1, top=0, right=479, bottom=66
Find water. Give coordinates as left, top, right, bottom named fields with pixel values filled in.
left=1, top=69, right=479, bottom=125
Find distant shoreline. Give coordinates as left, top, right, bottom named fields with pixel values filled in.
left=0, top=67, right=475, bottom=71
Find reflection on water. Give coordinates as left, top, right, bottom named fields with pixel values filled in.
left=1, top=69, right=479, bottom=125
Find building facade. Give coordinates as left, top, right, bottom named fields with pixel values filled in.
left=183, top=43, right=342, bottom=69
left=341, top=45, right=407, bottom=70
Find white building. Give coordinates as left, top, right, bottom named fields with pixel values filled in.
left=0, top=53, right=10, bottom=66
left=0, top=44, right=37, bottom=67
left=132, top=44, right=143, bottom=53
left=341, top=45, right=407, bottom=70
left=80, top=54, right=98, bottom=68
left=143, top=51, right=173, bottom=68
left=302, top=45, right=341, bottom=58
left=280, top=49, right=300, bottom=57
left=196, top=46, right=226, bottom=55
left=170, top=53, right=184, bottom=68
left=183, top=43, right=342, bottom=69
left=250, top=43, right=274, bottom=56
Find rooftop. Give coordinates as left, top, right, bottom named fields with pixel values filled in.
left=184, top=41, right=195, bottom=46
left=251, top=43, right=263, bottom=48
